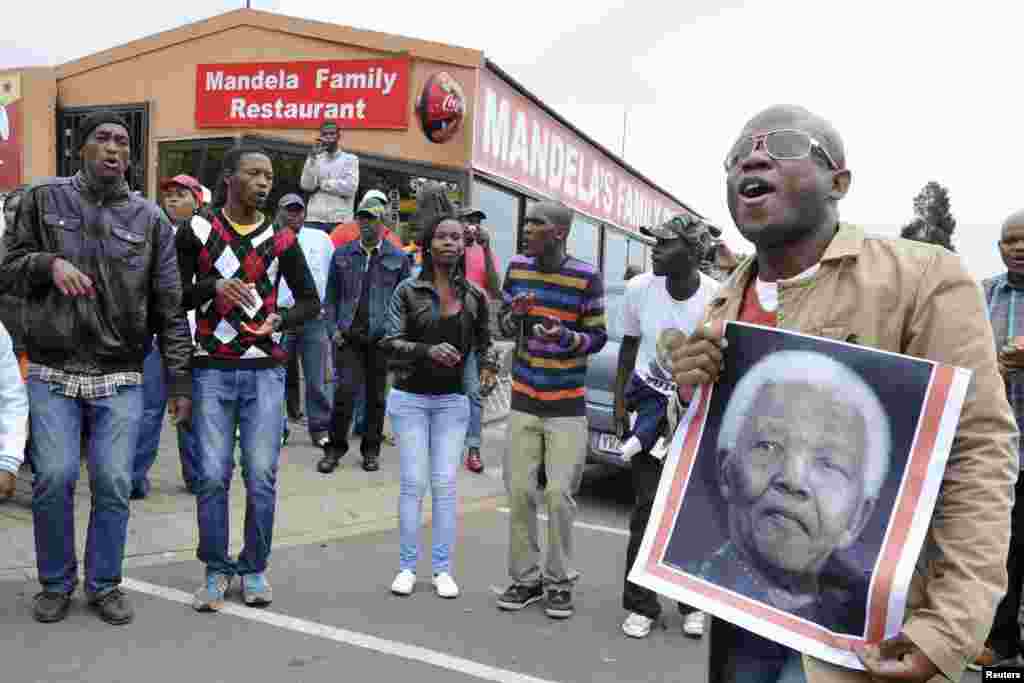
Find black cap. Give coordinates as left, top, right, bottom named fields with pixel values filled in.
left=459, top=206, right=487, bottom=221
left=278, top=193, right=305, bottom=209
left=640, top=214, right=721, bottom=240
left=76, top=111, right=130, bottom=151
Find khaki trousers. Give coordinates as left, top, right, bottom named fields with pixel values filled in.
left=503, top=410, right=588, bottom=589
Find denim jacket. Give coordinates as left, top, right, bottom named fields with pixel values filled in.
left=324, top=238, right=410, bottom=340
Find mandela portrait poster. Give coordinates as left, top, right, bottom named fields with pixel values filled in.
left=628, top=322, right=971, bottom=670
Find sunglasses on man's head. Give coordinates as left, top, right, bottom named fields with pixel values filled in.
left=723, top=129, right=840, bottom=172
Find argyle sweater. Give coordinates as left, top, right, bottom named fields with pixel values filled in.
left=176, top=209, right=320, bottom=369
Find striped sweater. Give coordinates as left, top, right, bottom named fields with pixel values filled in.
left=499, top=254, right=606, bottom=417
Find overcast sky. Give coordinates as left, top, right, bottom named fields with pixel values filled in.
left=3, top=0, right=1020, bottom=278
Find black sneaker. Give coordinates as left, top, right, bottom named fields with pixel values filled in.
left=32, top=591, right=72, bottom=623
left=362, top=452, right=380, bottom=472
left=317, top=447, right=345, bottom=474
left=496, top=583, right=543, bottom=611
left=88, top=588, right=134, bottom=625
left=545, top=589, right=573, bottom=619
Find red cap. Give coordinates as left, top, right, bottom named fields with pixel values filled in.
left=160, top=174, right=203, bottom=205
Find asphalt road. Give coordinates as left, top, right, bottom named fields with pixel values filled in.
left=0, top=465, right=717, bottom=683
left=0, top=433, right=994, bottom=683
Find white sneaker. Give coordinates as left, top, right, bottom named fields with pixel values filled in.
left=622, top=612, right=655, bottom=638
left=391, top=570, right=416, bottom=596
left=432, top=573, right=459, bottom=599
left=683, top=610, right=706, bottom=637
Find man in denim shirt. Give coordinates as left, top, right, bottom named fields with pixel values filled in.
left=975, top=208, right=1024, bottom=669
left=321, top=198, right=410, bottom=473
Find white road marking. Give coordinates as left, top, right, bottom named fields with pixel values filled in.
left=123, top=578, right=561, bottom=683
left=495, top=508, right=628, bottom=537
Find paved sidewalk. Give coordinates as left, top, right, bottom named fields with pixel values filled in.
left=0, top=415, right=510, bottom=581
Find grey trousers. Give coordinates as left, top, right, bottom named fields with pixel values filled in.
left=503, top=410, right=587, bottom=590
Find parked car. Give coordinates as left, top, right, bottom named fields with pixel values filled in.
left=584, top=283, right=628, bottom=468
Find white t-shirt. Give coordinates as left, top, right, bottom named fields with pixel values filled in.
left=621, top=271, right=720, bottom=390
left=753, top=263, right=821, bottom=313
left=278, top=227, right=335, bottom=308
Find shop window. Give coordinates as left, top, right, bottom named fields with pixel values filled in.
left=159, top=137, right=464, bottom=227
left=604, top=227, right=628, bottom=284
left=159, top=147, right=201, bottom=184
left=568, top=214, right=600, bottom=266
left=627, top=237, right=648, bottom=273
left=474, top=180, right=520, bottom=275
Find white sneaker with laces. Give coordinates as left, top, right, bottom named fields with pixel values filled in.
left=391, top=570, right=416, bottom=596
left=432, top=573, right=459, bottom=599
left=622, top=612, right=655, bottom=638
left=683, top=610, right=706, bottom=637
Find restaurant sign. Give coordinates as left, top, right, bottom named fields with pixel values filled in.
left=472, top=68, right=690, bottom=234
left=196, top=57, right=410, bottom=129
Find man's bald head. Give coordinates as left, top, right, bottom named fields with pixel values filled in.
left=999, top=210, right=1024, bottom=275
left=530, top=201, right=574, bottom=229
left=742, top=104, right=846, bottom=170
left=1002, top=209, right=1024, bottom=237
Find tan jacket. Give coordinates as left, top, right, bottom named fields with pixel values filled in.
left=701, top=224, right=1018, bottom=682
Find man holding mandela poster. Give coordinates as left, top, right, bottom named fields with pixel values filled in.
left=683, top=348, right=892, bottom=638
left=660, top=104, right=1017, bottom=683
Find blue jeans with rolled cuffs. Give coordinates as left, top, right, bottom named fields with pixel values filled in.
left=387, top=389, right=469, bottom=574
left=28, top=379, right=143, bottom=596
left=193, top=366, right=286, bottom=577
left=280, top=319, right=334, bottom=440
left=463, top=350, right=482, bottom=450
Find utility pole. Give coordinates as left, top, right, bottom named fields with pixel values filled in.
left=621, top=105, right=629, bottom=160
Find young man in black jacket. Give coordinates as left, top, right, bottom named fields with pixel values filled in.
left=0, top=111, right=193, bottom=626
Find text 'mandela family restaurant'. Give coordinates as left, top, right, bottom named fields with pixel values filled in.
left=0, top=7, right=702, bottom=282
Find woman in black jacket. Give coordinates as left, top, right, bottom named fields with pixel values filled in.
left=380, top=213, right=497, bottom=599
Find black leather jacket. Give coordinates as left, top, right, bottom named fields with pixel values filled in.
left=0, top=172, right=193, bottom=397
left=380, top=274, right=499, bottom=384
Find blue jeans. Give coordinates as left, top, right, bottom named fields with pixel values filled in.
left=352, top=386, right=366, bottom=436
left=193, top=366, right=286, bottom=577
left=280, top=319, right=333, bottom=440
left=134, top=343, right=199, bottom=496
left=712, top=619, right=808, bottom=683
left=387, top=389, right=469, bottom=574
left=28, top=379, right=143, bottom=596
left=463, top=350, right=482, bottom=450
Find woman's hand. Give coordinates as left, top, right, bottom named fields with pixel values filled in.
left=428, top=343, right=462, bottom=368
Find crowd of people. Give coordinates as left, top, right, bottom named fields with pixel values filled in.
left=0, top=103, right=1021, bottom=683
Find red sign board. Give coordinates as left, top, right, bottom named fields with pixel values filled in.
left=195, top=58, right=411, bottom=129
left=0, top=100, right=22, bottom=191
left=472, top=69, right=690, bottom=234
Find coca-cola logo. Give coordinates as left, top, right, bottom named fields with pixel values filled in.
left=443, top=95, right=463, bottom=113
left=416, top=72, right=465, bottom=144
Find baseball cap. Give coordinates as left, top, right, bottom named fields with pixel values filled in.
left=356, top=191, right=388, bottom=219
left=278, top=193, right=305, bottom=209
left=641, top=214, right=722, bottom=241
left=160, top=174, right=203, bottom=205
left=459, top=206, right=487, bottom=221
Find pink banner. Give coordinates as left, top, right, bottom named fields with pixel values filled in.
left=472, top=69, right=689, bottom=234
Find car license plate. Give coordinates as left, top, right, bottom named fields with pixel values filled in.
left=596, top=433, right=621, bottom=454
